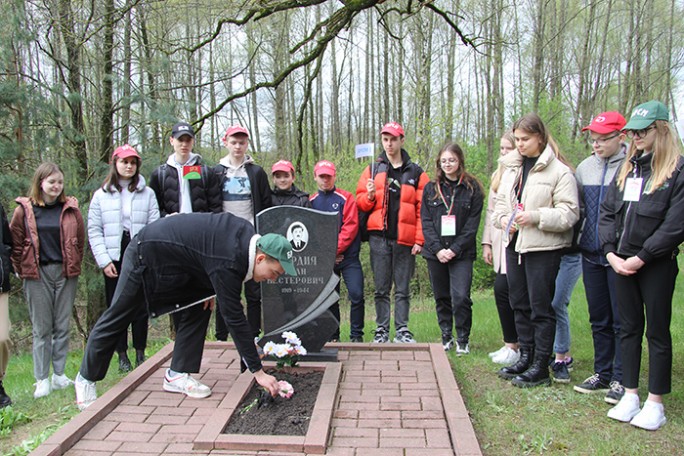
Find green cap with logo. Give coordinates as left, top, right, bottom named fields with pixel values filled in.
left=623, top=100, right=669, bottom=130
left=257, top=233, right=297, bottom=276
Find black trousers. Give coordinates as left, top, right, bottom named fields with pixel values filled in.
left=103, top=231, right=148, bottom=353
left=426, top=258, right=474, bottom=344
left=81, top=243, right=211, bottom=381
left=215, top=279, right=260, bottom=340
left=505, top=248, right=561, bottom=361
left=615, top=254, right=678, bottom=395
left=494, top=272, right=518, bottom=343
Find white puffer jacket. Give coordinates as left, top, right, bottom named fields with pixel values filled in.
left=88, top=176, right=160, bottom=268
left=492, top=146, right=579, bottom=253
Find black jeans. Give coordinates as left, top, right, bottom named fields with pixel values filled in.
left=494, top=272, right=517, bottom=343
left=103, top=231, right=148, bottom=353
left=582, top=257, right=622, bottom=383
left=505, top=248, right=561, bottom=361
left=615, top=254, right=678, bottom=395
left=426, top=258, right=474, bottom=344
left=81, top=243, right=211, bottom=381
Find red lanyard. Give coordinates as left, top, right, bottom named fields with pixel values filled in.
left=436, top=176, right=461, bottom=216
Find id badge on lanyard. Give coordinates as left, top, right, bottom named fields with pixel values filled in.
left=623, top=177, right=643, bottom=202
left=441, top=215, right=456, bottom=236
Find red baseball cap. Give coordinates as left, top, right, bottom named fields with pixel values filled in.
left=112, top=144, right=140, bottom=160
left=314, top=160, right=336, bottom=176
left=381, top=122, right=405, bottom=137
left=581, top=112, right=626, bottom=134
left=271, top=160, right=294, bottom=174
left=223, top=125, right=250, bottom=139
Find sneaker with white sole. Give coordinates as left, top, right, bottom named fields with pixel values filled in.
left=488, top=346, right=507, bottom=359
left=605, top=381, right=625, bottom=405
left=372, top=327, right=389, bottom=343
left=33, top=378, right=51, bottom=399
left=607, top=392, right=641, bottom=422
left=630, top=400, right=666, bottom=431
left=393, top=328, right=416, bottom=344
left=51, top=373, right=74, bottom=390
left=75, top=373, right=97, bottom=410
left=492, top=347, right=520, bottom=365
left=442, top=334, right=455, bottom=351
left=455, top=341, right=470, bottom=355
left=163, top=371, right=211, bottom=398
left=574, top=373, right=610, bottom=394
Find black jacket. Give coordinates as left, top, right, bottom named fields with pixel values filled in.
left=0, top=202, right=13, bottom=292
left=420, top=176, right=483, bottom=261
left=271, top=185, right=311, bottom=208
left=136, top=212, right=262, bottom=372
left=599, top=153, right=684, bottom=263
left=214, top=162, right=272, bottom=225
left=148, top=156, right=222, bottom=216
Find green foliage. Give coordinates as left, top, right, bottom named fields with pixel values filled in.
left=0, top=407, right=31, bottom=438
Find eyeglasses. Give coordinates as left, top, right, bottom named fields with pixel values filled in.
left=625, top=126, right=656, bottom=139
left=440, top=158, right=458, bottom=165
left=587, top=133, right=620, bottom=147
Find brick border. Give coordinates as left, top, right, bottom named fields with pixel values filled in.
left=193, top=361, right=342, bottom=454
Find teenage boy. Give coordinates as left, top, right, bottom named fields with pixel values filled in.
left=356, top=122, right=429, bottom=343
left=148, top=121, right=221, bottom=372
left=271, top=160, right=311, bottom=208
left=574, top=112, right=627, bottom=404
left=75, top=213, right=297, bottom=410
left=148, top=122, right=222, bottom=216
left=214, top=125, right=271, bottom=340
left=310, top=160, right=365, bottom=342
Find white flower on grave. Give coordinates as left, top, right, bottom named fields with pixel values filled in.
left=263, top=341, right=277, bottom=355
left=275, top=344, right=290, bottom=358
left=294, top=345, right=307, bottom=356
left=282, top=331, right=301, bottom=346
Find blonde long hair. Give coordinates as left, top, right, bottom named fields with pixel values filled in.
left=616, top=120, right=681, bottom=193
left=491, top=130, right=515, bottom=193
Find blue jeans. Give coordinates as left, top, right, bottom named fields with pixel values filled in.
left=551, top=253, right=582, bottom=354
left=369, top=235, right=415, bottom=331
left=582, top=256, right=622, bottom=383
left=426, top=258, right=474, bottom=344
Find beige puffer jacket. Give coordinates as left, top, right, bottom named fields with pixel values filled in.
left=492, top=146, right=579, bottom=254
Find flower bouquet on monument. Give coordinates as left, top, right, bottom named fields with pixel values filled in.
left=262, top=331, right=308, bottom=368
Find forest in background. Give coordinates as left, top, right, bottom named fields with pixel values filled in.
left=1, top=0, right=683, bottom=336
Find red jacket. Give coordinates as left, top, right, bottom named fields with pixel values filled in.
left=10, top=196, right=85, bottom=280
left=356, top=150, right=429, bottom=247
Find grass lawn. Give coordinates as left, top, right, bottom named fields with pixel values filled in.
left=1, top=274, right=683, bottom=455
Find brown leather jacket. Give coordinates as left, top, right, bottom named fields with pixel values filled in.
left=10, top=196, right=85, bottom=280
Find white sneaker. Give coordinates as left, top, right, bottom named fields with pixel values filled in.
left=488, top=346, right=507, bottom=358
left=163, top=371, right=211, bottom=398
left=492, top=347, right=520, bottom=365
left=607, top=392, right=641, bottom=422
left=33, top=378, right=51, bottom=398
left=51, top=373, right=74, bottom=390
left=75, top=373, right=97, bottom=411
left=630, top=400, right=666, bottom=431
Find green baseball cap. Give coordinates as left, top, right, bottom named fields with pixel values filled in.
left=623, top=100, right=669, bottom=130
left=257, top=233, right=297, bottom=276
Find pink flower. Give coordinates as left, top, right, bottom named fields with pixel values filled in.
left=278, top=380, right=294, bottom=399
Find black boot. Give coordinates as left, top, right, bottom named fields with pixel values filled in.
left=0, top=381, right=11, bottom=408
left=118, top=352, right=132, bottom=373
left=511, top=358, right=551, bottom=388
left=498, top=347, right=533, bottom=380
left=135, top=349, right=146, bottom=367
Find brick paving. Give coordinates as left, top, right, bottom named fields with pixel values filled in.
left=30, top=342, right=481, bottom=456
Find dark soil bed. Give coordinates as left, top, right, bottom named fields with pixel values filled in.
left=223, top=370, right=323, bottom=436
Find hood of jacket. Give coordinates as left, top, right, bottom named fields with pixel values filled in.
left=104, top=174, right=149, bottom=194
left=219, top=154, right=255, bottom=170
left=166, top=152, right=201, bottom=168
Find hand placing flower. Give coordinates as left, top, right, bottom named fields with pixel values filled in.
left=278, top=380, right=294, bottom=399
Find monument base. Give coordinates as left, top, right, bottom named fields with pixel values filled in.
left=301, top=347, right=339, bottom=362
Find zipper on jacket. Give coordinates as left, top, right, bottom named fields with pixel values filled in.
left=595, top=159, right=609, bottom=253
left=617, top=163, right=639, bottom=254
